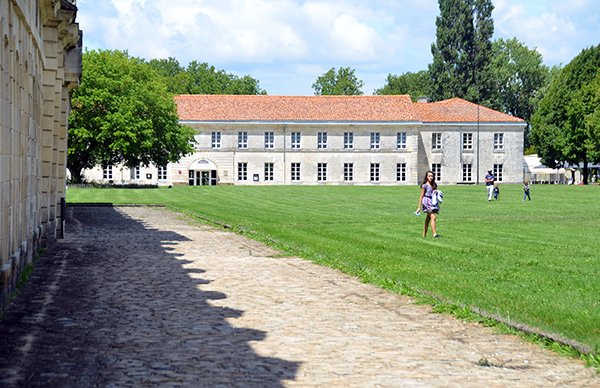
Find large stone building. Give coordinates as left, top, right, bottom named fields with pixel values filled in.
left=1, top=0, right=81, bottom=308
left=84, top=95, right=526, bottom=186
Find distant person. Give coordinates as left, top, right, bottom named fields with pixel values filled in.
left=493, top=183, right=499, bottom=200
left=523, top=180, right=531, bottom=201
left=416, top=171, right=442, bottom=238
left=485, top=169, right=495, bottom=201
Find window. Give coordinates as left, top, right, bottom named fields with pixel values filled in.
left=344, top=163, right=353, bottom=181
left=317, top=132, right=327, bottom=149
left=432, top=133, right=442, bottom=150
left=494, top=133, right=504, bottom=150
left=291, top=132, right=301, bottom=149
left=397, top=133, right=407, bottom=149
left=494, top=164, right=503, bottom=182
left=103, top=165, right=113, bottom=180
left=158, top=166, right=168, bottom=181
left=291, top=163, right=301, bottom=181
left=238, top=163, right=247, bottom=181
left=396, top=163, right=406, bottom=182
left=264, top=132, right=274, bottom=149
left=344, top=132, right=354, bottom=149
left=264, top=163, right=274, bottom=181
left=211, top=132, right=221, bottom=149
left=462, top=163, right=472, bottom=182
left=130, top=166, right=140, bottom=180
left=238, top=132, right=248, bottom=149
left=463, top=133, right=473, bottom=150
left=317, top=163, right=327, bottom=181
left=370, top=163, right=380, bottom=182
left=370, top=133, right=380, bottom=149
left=431, top=163, right=441, bottom=181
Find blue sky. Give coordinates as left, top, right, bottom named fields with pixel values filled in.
left=77, top=0, right=600, bottom=95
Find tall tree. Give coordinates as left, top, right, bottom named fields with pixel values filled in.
left=373, top=71, right=431, bottom=101
left=68, top=50, right=196, bottom=183
left=491, top=38, right=550, bottom=147
left=531, top=45, right=600, bottom=184
left=312, top=67, right=364, bottom=95
left=148, top=57, right=189, bottom=95
left=429, top=0, right=497, bottom=108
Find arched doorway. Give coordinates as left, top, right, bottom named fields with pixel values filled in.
left=188, top=159, right=218, bottom=186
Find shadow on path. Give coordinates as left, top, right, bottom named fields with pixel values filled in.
left=0, top=207, right=299, bottom=387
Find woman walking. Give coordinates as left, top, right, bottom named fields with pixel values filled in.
left=416, top=171, right=442, bottom=238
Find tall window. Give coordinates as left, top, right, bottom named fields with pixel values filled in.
left=130, top=166, right=140, bottom=180
left=494, top=133, right=504, bottom=150
left=238, top=132, right=248, bottom=149
left=463, top=133, right=473, bottom=150
left=370, top=163, right=380, bottom=182
left=397, top=133, right=407, bottom=149
left=238, top=163, right=247, bottom=181
left=494, top=164, right=503, bottom=182
left=317, top=163, right=327, bottom=181
left=291, top=162, right=301, bottom=181
left=103, top=165, right=113, bottom=180
left=317, top=132, right=327, bottom=149
left=431, top=163, right=441, bottom=181
left=344, top=132, right=354, bottom=149
left=370, top=133, right=380, bottom=149
left=462, top=163, right=472, bottom=182
left=432, top=133, right=442, bottom=150
left=396, top=163, right=406, bottom=182
left=264, top=132, right=274, bottom=149
left=211, top=132, right=221, bottom=149
left=158, top=166, right=168, bottom=181
left=264, top=163, right=274, bottom=181
left=291, top=132, right=301, bottom=149
left=344, top=163, right=353, bottom=181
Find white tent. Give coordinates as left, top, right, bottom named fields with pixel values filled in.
left=523, top=155, right=567, bottom=184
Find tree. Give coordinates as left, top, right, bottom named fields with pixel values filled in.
left=312, top=67, right=364, bottom=95
left=68, top=50, right=196, bottom=183
left=373, top=71, right=431, bottom=101
left=531, top=45, right=600, bottom=184
left=148, top=57, right=189, bottom=95
left=429, top=0, right=498, bottom=109
left=491, top=38, right=550, bottom=147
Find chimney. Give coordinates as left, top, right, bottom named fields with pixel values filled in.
left=417, top=96, right=431, bottom=103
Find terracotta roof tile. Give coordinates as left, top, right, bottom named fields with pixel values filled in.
left=174, top=95, right=525, bottom=123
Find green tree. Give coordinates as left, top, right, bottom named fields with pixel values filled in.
left=531, top=45, right=600, bottom=183
left=148, top=57, right=189, bottom=95
left=491, top=38, right=550, bottom=147
left=373, top=71, right=431, bottom=101
left=429, top=0, right=498, bottom=108
left=68, top=50, right=196, bottom=183
left=312, top=67, right=364, bottom=95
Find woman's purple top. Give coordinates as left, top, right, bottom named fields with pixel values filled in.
left=421, top=184, right=439, bottom=213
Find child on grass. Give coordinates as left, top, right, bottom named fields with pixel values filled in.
left=493, top=183, right=499, bottom=200
left=523, top=180, right=531, bottom=201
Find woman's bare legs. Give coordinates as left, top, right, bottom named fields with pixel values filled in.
left=430, top=213, right=437, bottom=236
left=424, top=213, right=431, bottom=237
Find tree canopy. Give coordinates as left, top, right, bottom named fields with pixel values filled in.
left=531, top=45, right=600, bottom=183
left=68, top=50, right=196, bottom=183
left=148, top=58, right=266, bottom=95
left=312, top=67, right=364, bottom=95
left=428, top=0, right=498, bottom=109
left=373, top=71, right=431, bottom=101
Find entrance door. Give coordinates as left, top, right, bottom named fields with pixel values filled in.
left=211, top=170, right=218, bottom=186
left=201, top=171, right=210, bottom=185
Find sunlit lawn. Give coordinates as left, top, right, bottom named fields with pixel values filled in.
left=67, top=184, right=600, bottom=352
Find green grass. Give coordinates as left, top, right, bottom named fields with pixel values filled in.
left=67, top=184, right=600, bottom=355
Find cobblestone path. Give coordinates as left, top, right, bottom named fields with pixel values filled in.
left=0, top=206, right=596, bottom=387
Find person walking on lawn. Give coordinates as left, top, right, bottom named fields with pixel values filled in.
left=417, top=171, right=442, bottom=238
left=485, top=169, right=495, bottom=201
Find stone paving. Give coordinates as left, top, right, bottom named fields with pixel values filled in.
left=0, top=206, right=597, bottom=387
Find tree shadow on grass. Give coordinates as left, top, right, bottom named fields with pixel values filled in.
left=0, top=206, right=299, bottom=387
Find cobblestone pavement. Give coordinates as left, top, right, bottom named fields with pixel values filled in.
left=0, top=206, right=596, bottom=387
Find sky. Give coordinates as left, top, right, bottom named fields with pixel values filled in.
left=77, top=0, right=600, bottom=96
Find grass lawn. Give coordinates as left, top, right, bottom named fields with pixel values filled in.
left=67, top=184, right=600, bottom=353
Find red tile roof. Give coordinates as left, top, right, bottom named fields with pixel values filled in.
left=175, top=95, right=525, bottom=123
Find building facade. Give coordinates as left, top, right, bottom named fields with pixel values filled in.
left=84, top=95, right=526, bottom=187
left=1, top=0, right=81, bottom=309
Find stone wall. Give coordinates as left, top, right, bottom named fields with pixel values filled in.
left=0, top=0, right=81, bottom=310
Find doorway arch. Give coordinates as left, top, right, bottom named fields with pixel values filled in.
left=188, top=159, right=218, bottom=186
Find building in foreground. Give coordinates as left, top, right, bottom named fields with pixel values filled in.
left=83, top=95, right=526, bottom=186
left=1, top=0, right=81, bottom=308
